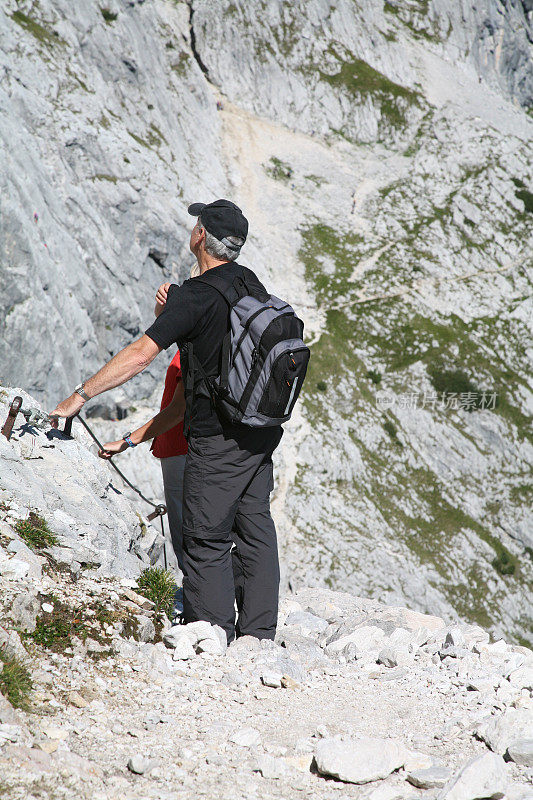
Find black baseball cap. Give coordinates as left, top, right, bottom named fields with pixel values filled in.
left=187, top=198, right=248, bottom=250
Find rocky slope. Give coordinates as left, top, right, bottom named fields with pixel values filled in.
left=0, top=396, right=532, bottom=799
left=0, top=1, right=532, bottom=644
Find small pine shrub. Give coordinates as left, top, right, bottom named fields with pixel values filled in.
left=14, top=513, right=58, bottom=550
left=383, top=419, right=399, bottom=441
left=100, top=8, right=118, bottom=23
left=0, top=648, right=32, bottom=710
left=136, top=567, right=176, bottom=618
left=366, top=369, right=382, bottom=385
left=492, top=549, right=516, bottom=576
left=316, top=380, right=327, bottom=392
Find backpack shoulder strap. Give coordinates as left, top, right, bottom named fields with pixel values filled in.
left=195, top=265, right=269, bottom=304
left=194, top=271, right=240, bottom=306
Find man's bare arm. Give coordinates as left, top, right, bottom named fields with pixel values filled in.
left=49, top=335, right=162, bottom=419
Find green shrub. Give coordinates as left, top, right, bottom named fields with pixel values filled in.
left=14, top=513, right=58, bottom=550
left=316, top=380, right=327, bottom=392
left=515, top=188, right=533, bottom=214
left=100, top=8, right=118, bottom=23
left=427, top=365, right=490, bottom=410
left=366, top=369, right=382, bottom=385
left=0, top=648, right=32, bottom=710
left=265, top=156, right=293, bottom=182
left=27, top=599, right=89, bottom=652
left=136, top=567, right=176, bottom=618
left=383, top=419, right=398, bottom=440
left=492, top=548, right=516, bottom=576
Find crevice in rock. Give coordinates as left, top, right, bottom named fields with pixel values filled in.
left=186, top=0, right=210, bottom=79
left=148, top=248, right=167, bottom=269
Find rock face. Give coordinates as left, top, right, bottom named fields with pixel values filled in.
left=0, top=387, right=162, bottom=578
left=1, top=0, right=532, bottom=647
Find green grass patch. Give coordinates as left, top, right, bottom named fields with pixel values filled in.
left=92, top=173, right=118, bottom=183
left=427, top=365, right=488, bottom=410
left=11, top=10, right=64, bottom=47
left=0, top=648, right=32, bottom=710
left=319, top=44, right=422, bottom=130
left=515, top=188, right=533, bottom=214
left=136, top=567, right=176, bottom=619
left=27, top=598, right=90, bottom=652
left=510, top=484, right=533, bottom=504
left=305, top=174, right=326, bottom=187
left=384, top=0, right=441, bottom=42
left=14, top=513, right=58, bottom=550
left=383, top=417, right=399, bottom=441
left=265, top=156, right=293, bottom=182
left=171, top=51, right=190, bottom=76
left=492, top=547, right=516, bottom=576
left=128, top=130, right=152, bottom=149
left=148, top=124, right=168, bottom=147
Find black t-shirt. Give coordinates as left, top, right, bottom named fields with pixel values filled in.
left=145, top=262, right=259, bottom=437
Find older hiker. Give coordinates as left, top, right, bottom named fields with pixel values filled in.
left=50, top=199, right=309, bottom=642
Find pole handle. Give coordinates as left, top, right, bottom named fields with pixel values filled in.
left=1, top=396, right=23, bottom=441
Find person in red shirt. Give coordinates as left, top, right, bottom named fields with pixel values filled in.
left=150, top=350, right=188, bottom=571
left=98, top=351, right=188, bottom=571
left=99, top=281, right=189, bottom=571
left=98, top=282, right=245, bottom=608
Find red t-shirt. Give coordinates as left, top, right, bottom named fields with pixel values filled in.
left=151, top=352, right=188, bottom=458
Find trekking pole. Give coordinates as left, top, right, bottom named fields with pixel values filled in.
left=60, top=414, right=169, bottom=569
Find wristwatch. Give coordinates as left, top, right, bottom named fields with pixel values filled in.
left=74, top=382, right=90, bottom=401
left=122, top=432, right=137, bottom=448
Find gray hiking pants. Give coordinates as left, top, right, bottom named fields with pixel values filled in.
left=160, top=454, right=186, bottom=573
left=181, top=427, right=283, bottom=643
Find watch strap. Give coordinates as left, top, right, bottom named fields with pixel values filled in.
left=74, top=383, right=90, bottom=402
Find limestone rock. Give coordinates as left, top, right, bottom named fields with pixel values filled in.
left=314, top=736, right=407, bottom=784
left=437, top=753, right=507, bottom=800
left=9, top=592, right=40, bottom=633
left=163, top=625, right=188, bottom=649
left=508, top=666, right=533, bottom=691
left=0, top=627, right=27, bottom=661
left=136, top=615, right=156, bottom=643
left=172, top=637, right=195, bottom=661
left=122, top=588, right=155, bottom=610
left=261, top=671, right=283, bottom=688
left=408, top=765, right=452, bottom=789
left=68, top=691, right=89, bottom=709
left=253, top=754, right=287, bottom=779
left=196, top=625, right=227, bottom=656
left=477, top=707, right=533, bottom=754
left=127, top=755, right=153, bottom=775
left=230, top=727, right=261, bottom=747
left=506, top=739, right=533, bottom=768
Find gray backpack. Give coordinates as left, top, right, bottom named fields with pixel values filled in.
left=184, top=267, right=310, bottom=429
